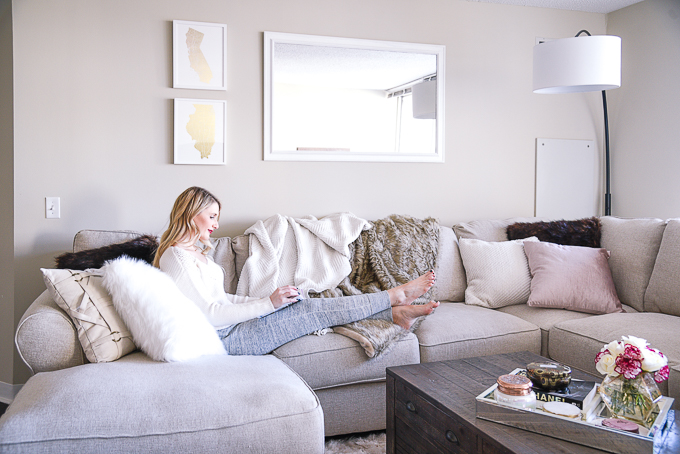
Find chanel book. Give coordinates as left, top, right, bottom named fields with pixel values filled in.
left=514, top=369, right=598, bottom=410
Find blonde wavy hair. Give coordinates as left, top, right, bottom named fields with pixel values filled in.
left=153, top=187, right=221, bottom=267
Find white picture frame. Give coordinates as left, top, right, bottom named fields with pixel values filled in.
left=174, top=98, right=226, bottom=165
left=173, top=20, right=226, bottom=90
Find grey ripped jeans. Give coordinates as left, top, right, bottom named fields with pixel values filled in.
left=217, top=291, right=392, bottom=355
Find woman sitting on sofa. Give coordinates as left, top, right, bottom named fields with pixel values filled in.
left=154, top=186, right=440, bottom=355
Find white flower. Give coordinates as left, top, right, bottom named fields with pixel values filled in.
left=604, top=340, right=625, bottom=357
left=621, top=335, right=648, bottom=350
left=596, top=353, right=618, bottom=376
left=641, top=348, right=668, bottom=372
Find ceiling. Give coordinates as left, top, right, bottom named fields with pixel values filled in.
left=465, top=0, right=644, bottom=14
left=274, top=43, right=437, bottom=91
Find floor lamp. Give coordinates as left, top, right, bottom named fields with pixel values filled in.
left=533, top=31, right=622, bottom=216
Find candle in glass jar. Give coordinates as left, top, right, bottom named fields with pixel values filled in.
left=495, top=374, right=537, bottom=410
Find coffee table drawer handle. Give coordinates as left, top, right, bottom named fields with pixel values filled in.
left=445, top=430, right=459, bottom=444
left=406, top=401, right=416, bottom=412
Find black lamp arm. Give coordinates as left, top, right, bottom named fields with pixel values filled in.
left=603, top=90, right=612, bottom=216
left=575, top=29, right=611, bottom=216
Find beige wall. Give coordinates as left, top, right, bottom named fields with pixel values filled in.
left=6, top=0, right=608, bottom=385
left=1, top=0, right=14, bottom=387
left=607, top=0, right=680, bottom=218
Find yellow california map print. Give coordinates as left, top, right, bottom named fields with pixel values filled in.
left=185, top=28, right=213, bottom=84
left=186, top=104, right=216, bottom=159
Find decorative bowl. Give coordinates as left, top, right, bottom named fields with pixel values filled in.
left=526, top=362, right=571, bottom=390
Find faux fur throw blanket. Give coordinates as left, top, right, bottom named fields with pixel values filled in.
left=314, top=215, right=440, bottom=358
left=236, top=213, right=372, bottom=298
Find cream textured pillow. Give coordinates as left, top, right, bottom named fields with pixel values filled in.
left=524, top=241, right=623, bottom=314
left=41, top=268, right=136, bottom=363
left=459, top=237, right=538, bottom=308
left=101, top=256, right=227, bottom=362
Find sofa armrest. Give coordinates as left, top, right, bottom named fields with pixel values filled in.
left=15, top=290, right=85, bottom=374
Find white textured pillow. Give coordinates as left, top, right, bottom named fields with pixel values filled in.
left=101, top=256, right=226, bottom=362
left=459, top=237, right=538, bottom=308
left=41, top=268, right=136, bottom=363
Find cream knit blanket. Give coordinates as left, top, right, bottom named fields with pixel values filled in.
left=236, top=213, right=372, bottom=298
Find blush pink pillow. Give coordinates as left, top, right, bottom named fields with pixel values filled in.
left=524, top=241, right=623, bottom=314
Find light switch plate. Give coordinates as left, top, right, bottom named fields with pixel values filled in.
left=46, top=197, right=60, bottom=219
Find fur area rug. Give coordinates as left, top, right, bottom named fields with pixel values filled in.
left=325, top=431, right=386, bottom=454
left=314, top=215, right=439, bottom=357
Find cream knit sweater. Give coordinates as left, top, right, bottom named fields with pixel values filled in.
left=159, top=246, right=275, bottom=330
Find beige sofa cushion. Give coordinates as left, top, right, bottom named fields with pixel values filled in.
left=272, top=331, right=419, bottom=390
left=670, top=364, right=680, bottom=408
left=315, top=383, right=387, bottom=437
left=549, top=312, right=680, bottom=398
left=73, top=229, right=144, bottom=252
left=644, top=219, right=680, bottom=315
left=0, top=353, right=324, bottom=453
left=432, top=226, right=466, bottom=302
left=453, top=217, right=543, bottom=242
left=498, top=303, right=637, bottom=357
left=414, top=302, right=541, bottom=363
left=600, top=216, right=666, bottom=312
left=210, top=237, right=238, bottom=294
left=232, top=234, right=250, bottom=278
left=459, top=237, right=538, bottom=308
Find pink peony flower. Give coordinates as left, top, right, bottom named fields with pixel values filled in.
left=614, top=355, right=642, bottom=379
left=654, top=365, right=670, bottom=383
left=623, top=344, right=642, bottom=361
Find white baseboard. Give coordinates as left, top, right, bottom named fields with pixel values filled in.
left=0, top=381, right=23, bottom=404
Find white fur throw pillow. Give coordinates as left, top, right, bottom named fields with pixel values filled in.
left=102, top=256, right=226, bottom=361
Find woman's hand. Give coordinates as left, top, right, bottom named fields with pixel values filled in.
left=269, top=286, right=301, bottom=309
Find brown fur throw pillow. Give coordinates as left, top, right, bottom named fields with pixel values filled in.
left=506, top=217, right=601, bottom=248
left=55, top=235, right=159, bottom=270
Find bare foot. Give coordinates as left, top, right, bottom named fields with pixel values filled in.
left=392, top=301, right=440, bottom=330
left=387, top=270, right=436, bottom=307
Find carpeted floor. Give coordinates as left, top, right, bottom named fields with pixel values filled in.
left=324, top=431, right=386, bottom=454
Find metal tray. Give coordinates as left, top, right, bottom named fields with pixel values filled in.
left=475, top=368, right=674, bottom=454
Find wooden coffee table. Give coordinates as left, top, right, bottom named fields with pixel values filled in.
left=386, top=351, right=679, bottom=454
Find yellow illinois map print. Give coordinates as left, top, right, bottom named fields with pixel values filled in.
left=185, top=28, right=213, bottom=84
left=186, top=104, right=216, bottom=159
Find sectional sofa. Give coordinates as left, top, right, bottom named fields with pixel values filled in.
left=1, top=215, right=678, bottom=453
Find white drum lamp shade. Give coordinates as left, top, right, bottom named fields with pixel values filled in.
left=533, top=35, right=621, bottom=94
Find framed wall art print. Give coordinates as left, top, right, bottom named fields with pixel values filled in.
left=173, top=20, right=227, bottom=90
left=174, top=98, right=227, bottom=165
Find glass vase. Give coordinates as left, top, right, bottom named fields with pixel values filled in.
left=599, top=372, right=662, bottom=428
